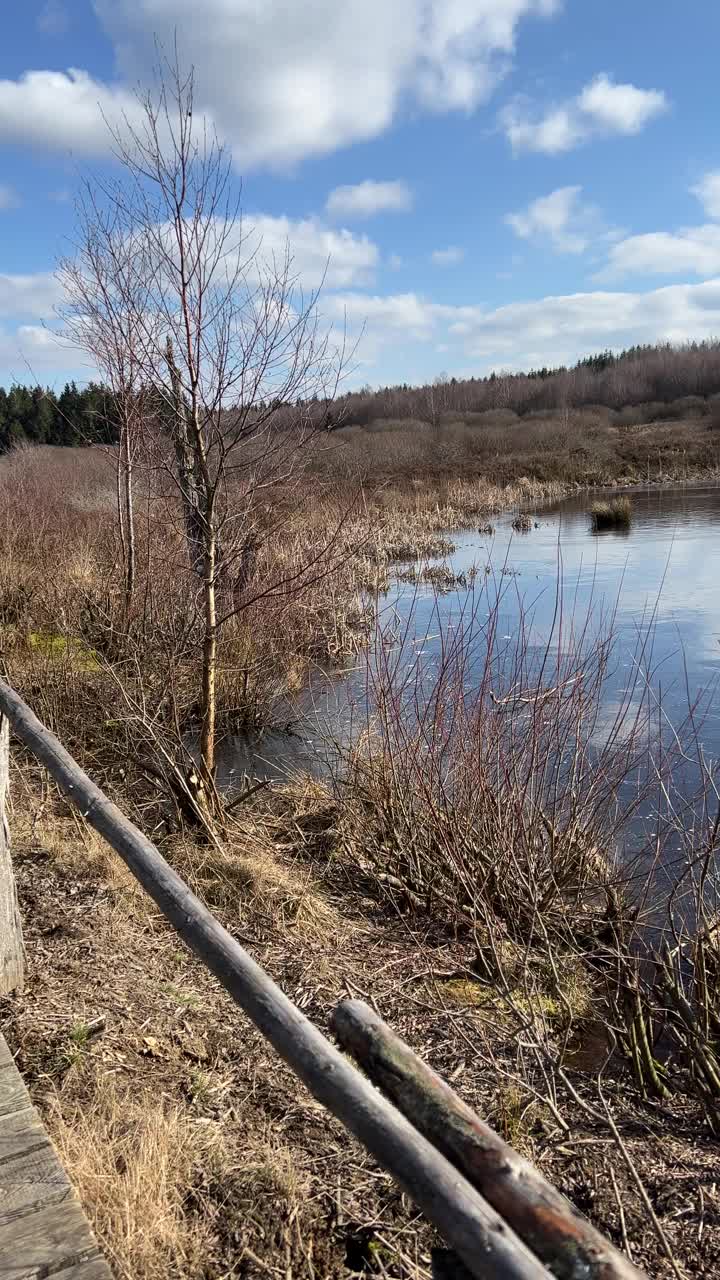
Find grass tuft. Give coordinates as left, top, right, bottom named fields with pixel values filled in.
left=590, top=495, right=633, bottom=530
left=47, top=1072, right=229, bottom=1279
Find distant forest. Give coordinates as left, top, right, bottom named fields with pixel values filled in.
left=4, top=340, right=720, bottom=450
left=0, top=383, right=117, bottom=452
left=330, top=340, right=720, bottom=428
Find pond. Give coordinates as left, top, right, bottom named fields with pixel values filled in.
left=401, top=482, right=720, bottom=747
left=220, top=482, right=720, bottom=884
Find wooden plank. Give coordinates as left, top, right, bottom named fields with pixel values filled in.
left=0, top=1142, right=72, bottom=1226
left=53, top=1261, right=117, bottom=1280
left=0, top=1034, right=112, bottom=1279
left=0, top=1199, right=107, bottom=1280
left=0, top=676, right=551, bottom=1280
left=0, top=1105, right=68, bottom=1228
left=0, top=1071, right=32, bottom=1121
left=0, top=713, right=24, bottom=996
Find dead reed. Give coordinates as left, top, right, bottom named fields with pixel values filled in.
left=591, top=496, right=633, bottom=531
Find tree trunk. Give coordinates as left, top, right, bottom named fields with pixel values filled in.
left=0, top=714, right=24, bottom=995
left=116, top=417, right=136, bottom=622
left=165, top=338, right=205, bottom=578
left=123, top=419, right=136, bottom=616
left=199, top=529, right=217, bottom=780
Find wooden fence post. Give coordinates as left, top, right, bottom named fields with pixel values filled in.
left=0, top=713, right=24, bottom=995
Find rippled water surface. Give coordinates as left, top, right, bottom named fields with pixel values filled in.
left=222, top=484, right=720, bottom=792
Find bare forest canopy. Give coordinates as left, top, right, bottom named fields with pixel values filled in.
left=5, top=339, right=720, bottom=451
left=329, top=339, right=720, bottom=428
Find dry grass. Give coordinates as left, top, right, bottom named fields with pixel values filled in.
left=4, top=758, right=719, bottom=1278
left=47, top=1072, right=229, bottom=1280
left=170, top=820, right=344, bottom=939
left=590, top=496, right=633, bottom=530
left=9, top=769, right=143, bottom=898
left=2, top=431, right=720, bottom=1277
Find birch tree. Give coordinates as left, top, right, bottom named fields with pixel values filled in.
left=59, top=56, right=345, bottom=783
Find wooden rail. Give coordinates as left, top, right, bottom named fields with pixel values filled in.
left=0, top=678, right=647, bottom=1280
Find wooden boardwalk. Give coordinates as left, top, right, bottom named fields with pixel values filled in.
left=0, top=1034, right=111, bottom=1279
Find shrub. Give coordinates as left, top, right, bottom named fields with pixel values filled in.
left=590, top=496, right=632, bottom=530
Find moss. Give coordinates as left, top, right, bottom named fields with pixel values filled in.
left=28, top=631, right=100, bottom=672
left=440, top=978, right=494, bottom=1007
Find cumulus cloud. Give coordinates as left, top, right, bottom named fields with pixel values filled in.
left=247, top=215, right=379, bottom=288
left=0, top=324, right=87, bottom=382
left=326, top=291, right=439, bottom=340
left=506, top=185, right=608, bottom=253
left=501, top=72, right=668, bottom=153
left=0, top=272, right=61, bottom=318
left=0, top=69, right=142, bottom=154
left=325, top=180, right=413, bottom=219
left=431, top=246, right=465, bottom=266
left=9, top=272, right=720, bottom=386
left=691, top=171, right=720, bottom=219
left=601, top=227, right=720, bottom=280
left=595, top=170, right=720, bottom=280
left=451, top=282, right=720, bottom=364
left=326, top=278, right=720, bottom=375
left=0, top=2, right=561, bottom=167
left=577, top=74, right=667, bottom=134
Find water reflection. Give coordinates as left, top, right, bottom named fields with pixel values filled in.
left=221, top=484, right=720, bottom=802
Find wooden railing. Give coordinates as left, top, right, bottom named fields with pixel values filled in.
left=0, top=678, right=645, bottom=1280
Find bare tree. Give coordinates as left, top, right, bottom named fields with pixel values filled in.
left=59, top=55, right=345, bottom=786
left=60, top=196, right=150, bottom=620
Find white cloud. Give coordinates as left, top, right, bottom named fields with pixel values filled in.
left=501, top=105, right=583, bottom=154
left=0, top=324, right=87, bottom=382
left=326, top=278, right=720, bottom=375
left=431, top=246, right=465, bottom=266
left=501, top=72, right=668, bottom=154
left=36, top=0, right=69, bottom=36
left=506, top=185, right=607, bottom=253
left=600, top=226, right=720, bottom=280
left=327, top=291, right=438, bottom=340
left=596, top=173, right=720, bottom=281
left=691, top=171, right=720, bottom=220
left=0, top=185, right=19, bottom=211
left=248, top=215, right=379, bottom=289
left=577, top=74, right=667, bottom=135
left=326, top=180, right=413, bottom=219
left=455, top=280, right=720, bottom=366
left=0, top=272, right=61, bottom=319
left=0, top=2, right=561, bottom=167
left=0, top=69, right=142, bottom=154
left=8, top=272, right=720, bottom=387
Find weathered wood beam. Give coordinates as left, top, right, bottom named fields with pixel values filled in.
left=0, top=678, right=548, bottom=1280
left=332, top=999, right=646, bottom=1280
left=0, top=713, right=24, bottom=996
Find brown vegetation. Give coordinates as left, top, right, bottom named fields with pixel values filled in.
left=1, top=55, right=719, bottom=1280
left=591, top=496, right=633, bottom=531
left=327, top=340, right=720, bottom=428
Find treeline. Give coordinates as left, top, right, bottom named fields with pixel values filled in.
left=5, top=340, right=720, bottom=451
left=0, top=383, right=118, bottom=452
left=329, top=340, right=720, bottom=428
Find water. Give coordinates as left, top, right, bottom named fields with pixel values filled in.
left=221, top=484, right=720, bottom=816
left=398, top=483, right=720, bottom=750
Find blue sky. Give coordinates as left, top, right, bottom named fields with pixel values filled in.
left=2, top=0, right=720, bottom=389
